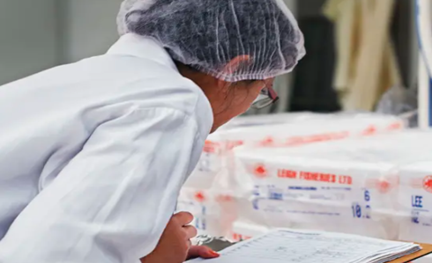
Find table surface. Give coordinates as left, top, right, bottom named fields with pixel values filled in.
left=390, top=243, right=432, bottom=263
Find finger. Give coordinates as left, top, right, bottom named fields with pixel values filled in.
left=183, top=225, right=198, bottom=239
left=187, top=239, right=192, bottom=250
left=173, top=212, right=194, bottom=225
left=187, top=246, right=220, bottom=260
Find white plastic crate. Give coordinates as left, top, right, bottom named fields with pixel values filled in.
left=186, top=113, right=404, bottom=188
left=178, top=113, right=405, bottom=237
left=398, top=162, right=432, bottom=244
left=233, top=130, right=432, bottom=242
left=176, top=187, right=237, bottom=237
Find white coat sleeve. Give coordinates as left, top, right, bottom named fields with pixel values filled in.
left=0, top=107, right=204, bottom=263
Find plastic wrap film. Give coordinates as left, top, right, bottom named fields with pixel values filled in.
left=231, top=221, right=269, bottom=242
left=233, top=130, right=432, bottom=243
left=177, top=112, right=405, bottom=238
left=376, top=85, right=418, bottom=128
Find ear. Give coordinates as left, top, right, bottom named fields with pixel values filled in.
left=217, top=55, right=251, bottom=88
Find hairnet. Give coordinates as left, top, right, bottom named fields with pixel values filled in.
left=117, top=0, right=305, bottom=82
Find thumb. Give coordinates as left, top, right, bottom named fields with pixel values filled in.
left=187, top=246, right=220, bottom=260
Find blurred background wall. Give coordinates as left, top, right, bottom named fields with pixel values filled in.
left=0, top=0, right=420, bottom=113
left=0, top=0, right=297, bottom=86
left=61, top=0, right=119, bottom=62
left=0, top=0, right=58, bottom=85
left=0, top=0, right=119, bottom=85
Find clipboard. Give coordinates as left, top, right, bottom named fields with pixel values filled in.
left=390, top=243, right=432, bottom=263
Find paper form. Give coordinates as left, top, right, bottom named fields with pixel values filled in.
left=188, top=229, right=420, bottom=263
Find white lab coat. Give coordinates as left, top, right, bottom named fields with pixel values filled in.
left=0, top=34, right=213, bottom=263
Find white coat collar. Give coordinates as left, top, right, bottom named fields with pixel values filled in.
left=107, top=33, right=178, bottom=72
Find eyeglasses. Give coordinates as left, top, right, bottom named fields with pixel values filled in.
left=251, top=82, right=279, bottom=109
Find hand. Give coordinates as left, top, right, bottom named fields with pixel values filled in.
left=187, top=245, right=220, bottom=260
left=140, top=212, right=198, bottom=263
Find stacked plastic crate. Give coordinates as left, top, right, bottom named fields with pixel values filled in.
left=232, top=130, right=432, bottom=245
left=177, top=113, right=405, bottom=238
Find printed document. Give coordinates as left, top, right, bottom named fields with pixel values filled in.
left=189, top=229, right=420, bottom=263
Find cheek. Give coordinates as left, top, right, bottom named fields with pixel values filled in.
left=217, top=86, right=263, bottom=119
left=214, top=87, right=262, bottom=127
left=244, top=85, right=264, bottom=107
left=234, top=89, right=261, bottom=114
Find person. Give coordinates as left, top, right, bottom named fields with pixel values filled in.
left=0, top=0, right=304, bottom=262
